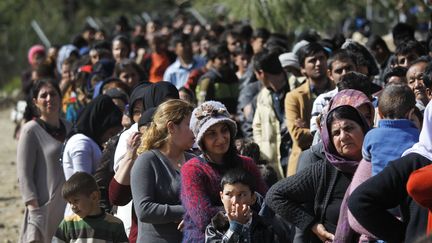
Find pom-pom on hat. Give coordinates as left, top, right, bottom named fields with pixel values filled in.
left=190, top=101, right=237, bottom=151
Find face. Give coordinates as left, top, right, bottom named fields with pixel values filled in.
left=356, top=104, right=373, bottom=127
left=301, top=51, right=328, bottom=80
left=33, top=84, right=61, bottom=117
left=89, top=49, right=99, bottom=65
left=202, top=122, right=231, bottom=158
left=132, top=102, right=143, bottom=124
left=112, top=40, right=129, bottom=62
left=175, top=42, right=192, bottom=60
left=328, top=59, right=356, bottom=84
left=213, top=55, right=230, bottom=71
left=251, top=37, right=265, bottom=54
left=66, top=192, right=99, bottom=218
left=220, top=183, right=256, bottom=214
left=397, top=53, right=419, bottom=68
left=226, top=35, right=240, bottom=53
left=407, top=62, right=428, bottom=101
left=61, top=63, right=73, bottom=82
left=119, top=69, right=140, bottom=88
left=235, top=54, right=251, bottom=72
left=171, top=114, right=195, bottom=150
left=331, top=118, right=364, bottom=161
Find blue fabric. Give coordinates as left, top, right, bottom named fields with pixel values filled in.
left=362, top=119, right=420, bottom=175
left=163, top=57, right=206, bottom=89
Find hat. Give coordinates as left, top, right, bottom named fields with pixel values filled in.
left=292, top=40, right=310, bottom=55
left=278, top=52, right=300, bottom=70
left=104, top=88, right=129, bottom=104
left=189, top=101, right=237, bottom=151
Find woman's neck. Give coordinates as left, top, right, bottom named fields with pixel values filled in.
left=205, top=152, right=224, bottom=164
left=40, top=114, right=60, bottom=128
left=159, top=142, right=185, bottom=166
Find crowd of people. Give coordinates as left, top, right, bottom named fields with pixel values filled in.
left=13, top=12, right=432, bottom=243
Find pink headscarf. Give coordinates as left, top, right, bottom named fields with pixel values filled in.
left=27, top=44, right=46, bottom=66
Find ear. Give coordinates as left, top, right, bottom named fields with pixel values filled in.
left=90, top=191, right=100, bottom=202
left=378, top=109, right=384, bottom=120
left=327, top=68, right=333, bottom=81
left=219, top=191, right=224, bottom=201
left=426, top=88, right=432, bottom=99
left=254, top=70, right=263, bottom=80
left=407, top=107, right=415, bottom=121
left=250, top=191, right=257, bottom=205
left=167, top=121, right=175, bottom=134
left=300, top=66, right=307, bottom=77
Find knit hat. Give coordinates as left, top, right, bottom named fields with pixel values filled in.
left=278, top=52, right=300, bottom=70
left=28, top=45, right=46, bottom=66
left=189, top=101, right=237, bottom=151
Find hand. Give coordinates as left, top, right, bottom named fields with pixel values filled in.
left=126, top=132, right=142, bottom=155
left=227, top=203, right=252, bottom=225
left=311, top=223, right=334, bottom=242
left=295, top=118, right=307, bottom=128
left=177, top=220, right=184, bottom=232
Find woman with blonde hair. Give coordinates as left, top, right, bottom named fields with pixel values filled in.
left=130, top=99, right=196, bottom=242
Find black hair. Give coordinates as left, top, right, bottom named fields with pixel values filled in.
left=114, top=59, right=146, bottom=82
left=253, top=49, right=283, bottom=74
left=366, top=34, right=390, bottom=53
left=62, top=172, right=99, bottom=199
left=233, top=43, right=253, bottom=57
left=170, top=33, right=191, bottom=47
left=327, top=49, right=355, bottom=71
left=112, top=35, right=131, bottom=54
left=343, top=41, right=379, bottom=76
left=327, top=105, right=369, bottom=135
left=336, top=71, right=372, bottom=99
left=257, top=164, right=278, bottom=187
left=392, top=23, right=415, bottom=46
left=395, top=40, right=427, bottom=57
left=297, top=42, right=328, bottom=68
left=221, top=168, right=256, bottom=193
left=383, top=66, right=407, bottom=85
left=235, top=138, right=261, bottom=163
left=24, top=79, right=62, bottom=120
left=379, top=84, right=416, bottom=119
left=253, top=27, right=271, bottom=41
left=423, top=61, right=432, bottom=88
left=207, top=44, right=230, bottom=61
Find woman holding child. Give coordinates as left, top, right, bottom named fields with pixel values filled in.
left=130, top=99, right=196, bottom=243
left=17, top=79, right=71, bottom=242
left=180, top=101, right=268, bottom=243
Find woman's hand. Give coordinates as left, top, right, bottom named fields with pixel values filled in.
left=126, top=132, right=142, bottom=158
left=311, top=223, right=334, bottom=242
left=227, top=203, right=252, bottom=225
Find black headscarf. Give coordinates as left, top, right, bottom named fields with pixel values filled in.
left=75, top=95, right=122, bottom=145
left=142, top=81, right=179, bottom=110
left=128, top=82, right=152, bottom=118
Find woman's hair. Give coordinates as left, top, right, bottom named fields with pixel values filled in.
left=137, top=99, right=194, bottom=153
left=114, top=59, right=146, bottom=82
left=327, top=105, right=369, bottom=136
left=24, top=79, right=61, bottom=120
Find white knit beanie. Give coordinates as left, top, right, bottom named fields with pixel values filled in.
left=189, top=101, right=237, bottom=151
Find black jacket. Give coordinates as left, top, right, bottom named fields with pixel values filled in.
left=348, top=153, right=430, bottom=243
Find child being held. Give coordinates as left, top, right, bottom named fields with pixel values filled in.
left=363, top=84, right=420, bottom=175
left=205, top=168, right=278, bottom=243
left=53, top=172, right=128, bottom=243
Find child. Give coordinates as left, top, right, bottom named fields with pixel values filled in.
left=53, top=172, right=128, bottom=243
left=363, top=84, right=420, bottom=175
left=205, top=168, right=278, bottom=243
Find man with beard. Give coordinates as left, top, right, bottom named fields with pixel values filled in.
left=284, top=42, right=333, bottom=176
left=196, top=44, right=239, bottom=114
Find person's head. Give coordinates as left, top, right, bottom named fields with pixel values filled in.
left=322, top=105, right=369, bottom=164
left=406, top=57, right=430, bottom=102
left=395, top=40, right=427, bottom=68
left=138, top=99, right=194, bottom=153
left=366, top=34, right=391, bottom=65
left=392, top=23, right=415, bottom=47
left=28, top=44, right=46, bottom=67
left=327, top=50, right=356, bottom=84
left=253, top=49, right=284, bottom=90
left=114, top=59, right=145, bottom=88
left=149, top=33, right=168, bottom=53
left=29, top=79, right=62, bottom=119
left=336, top=71, right=372, bottom=100
left=379, top=84, right=416, bottom=120
left=142, top=81, right=180, bottom=110
left=171, top=33, right=193, bottom=61
left=75, top=95, right=123, bottom=146
left=57, top=44, right=79, bottom=74
left=207, top=44, right=231, bottom=71
left=190, top=101, right=237, bottom=160
left=278, top=52, right=301, bottom=77
left=138, top=107, right=157, bottom=133
left=112, top=35, right=131, bottom=62
left=220, top=168, right=257, bottom=213
left=297, top=42, right=328, bottom=81
left=257, top=164, right=278, bottom=187
left=178, top=86, right=197, bottom=106
left=127, top=82, right=152, bottom=123
left=61, top=57, right=75, bottom=83
left=383, top=66, right=408, bottom=85
left=235, top=138, right=261, bottom=163
left=224, top=30, right=241, bottom=54
left=62, top=172, right=100, bottom=218
left=251, top=28, right=271, bottom=54
left=233, top=43, right=253, bottom=73
left=103, top=87, right=129, bottom=114
left=81, top=25, right=96, bottom=45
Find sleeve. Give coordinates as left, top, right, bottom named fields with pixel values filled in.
left=52, top=220, right=68, bottom=243
left=361, top=134, right=372, bottom=162
left=109, top=178, right=132, bottom=206
left=284, top=92, right=313, bottom=150
left=252, top=95, right=263, bottom=145
left=309, top=95, right=325, bottom=134
left=348, top=159, right=409, bottom=242
left=407, top=164, right=432, bottom=209
left=163, top=66, right=173, bottom=83
left=265, top=162, right=321, bottom=231
left=205, top=219, right=243, bottom=243
left=16, top=124, right=38, bottom=203
left=131, top=153, right=184, bottom=224
left=180, top=160, right=222, bottom=232
left=66, top=137, right=96, bottom=176
left=196, top=77, right=212, bottom=105
left=113, top=130, right=130, bottom=172
left=113, top=221, right=129, bottom=243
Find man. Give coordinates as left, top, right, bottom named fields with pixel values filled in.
left=163, top=33, right=205, bottom=89
left=395, top=40, right=427, bottom=68
left=285, top=42, right=333, bottom=176
left=406, top=57, right=432, bottom=112
left=252, top=49, right=290, bottom=179
left=310, top=49, right=357, bottom=134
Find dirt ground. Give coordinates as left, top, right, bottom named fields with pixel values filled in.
left=0, top=106, right=23, bottom=243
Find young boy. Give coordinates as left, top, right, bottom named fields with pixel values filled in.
left=363, top=84, right=420, bottom=175
left=52, top=172, right=128, bottom=243
left=205, top=168, right=278, bottom=243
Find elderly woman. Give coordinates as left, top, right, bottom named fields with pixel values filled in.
left=266, top=104, right=370, bottom=243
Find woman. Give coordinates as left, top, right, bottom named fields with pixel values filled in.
left=114, top=59, right=147, bottom=89
left=130, top=99, right=196, bottom=242
left=17, top=79, right=72, bottom=242
left=181, top=101, right=268, bottom=243
left=62, top=95, right=123, bottom=180
left=112, top=35, right=131, bottom=63
left=266, top=105, right=370, bottom=243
